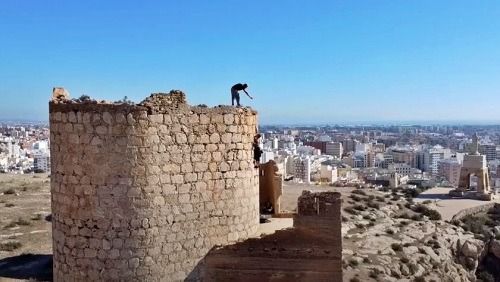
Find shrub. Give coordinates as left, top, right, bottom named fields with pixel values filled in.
left=422, top=200, right=432, bottom=204
left=350, top=194, right=362, bottom=202
left=398, top=212, right=411, bottom=219
left=391, top=270, right=402, bottom=279
left=369, top=269, right=381, bottom=279
left=344, top=207, right=358, bottom=215
left=363, top=257, right=370, bottom=263
left=409, top=263, right=419, bottom=275
left=348, top=259, right=359, bottom=267
left=400, top=256, right=409, bottom=263
left=391, top=243, right=402, bottom=252
left=414, top=276, right=426, bottom=282
left=411, top=214, right=423, bottom=221
left=477, top=270, right=494, bottom=282
left=0, top=241, right=22, bottom=251
left=386, top=229, right=395, bottom=235
left=3, top=188, right=16, bottom=194
left=403, top=188, right=422, bottom=198
left=4, top=222, right=17, bottom=229
left=426, top=209, right=441, bottom=220
left=5, top=203, right=15, bottom=207
left=413, top=204, right=441, bottom=220
left=352, top=189, right=367, bottom=196
left=353, top=205, right=366, bottom=211
left=349, top=278, right=361, bottom=282
left=367, top=202, right=380, bottom=209
left=342, top=216, right=348, bottom=222
left=16, top=218, right=31, bottom=226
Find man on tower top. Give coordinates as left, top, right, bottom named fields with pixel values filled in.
left=231, top=83, right=253, bottom=107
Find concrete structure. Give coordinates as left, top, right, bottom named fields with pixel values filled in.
left=389, top=148, right=417, bottom=168
left=452, top=134, right=493, bottom=200
left=204, top=191, right=343, bottom=281
left=423, top=145, right=452, bottom=176
left=293, top=156, right=311, bottom=184
left=304, top=141, right=327, bottom=154
left=49, top=90, right=260, bottom=281
left=33, top=151, right=50, bottom=172
left=320, top=164, right=338, bottom=184
left=479, top=144, right=497, bottom=162
left=259, top=160, right=283, bottom=215
left=438, top=159, right=462, bottom=187
left=325, top=142, right=343, bottom=158
left=389, top=172, right=408, bottom=188
left=388, top=163, right=412, bottom=176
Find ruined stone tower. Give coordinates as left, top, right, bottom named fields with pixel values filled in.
left=49, top=90, right=259, bottom=281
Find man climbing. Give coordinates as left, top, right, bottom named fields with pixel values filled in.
left=253, top=134, right=263, bottom=168
left=231, top=83, right=253, bottom=106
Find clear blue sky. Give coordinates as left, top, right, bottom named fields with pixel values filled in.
left=1, top=1, right=500, bottom=124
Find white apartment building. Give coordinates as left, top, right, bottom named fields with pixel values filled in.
left=423, top=145, right=452, bottom=176
left=34, top=151, right=50, bottom=172
left=320, top=164, right=338, bottom=184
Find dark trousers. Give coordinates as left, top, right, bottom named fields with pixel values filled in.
left=231, top=91, right=240, bottom=106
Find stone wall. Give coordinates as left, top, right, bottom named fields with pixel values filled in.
left=259, top=160, right=282, bottom=214
left=451, top=203, right=499, bottom=222
left=204, top=191, right=343, bottom=281
left=49, top=91, right=259, bottom=281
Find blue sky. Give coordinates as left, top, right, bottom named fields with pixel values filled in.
left=1, top=1, right=500, bottom=124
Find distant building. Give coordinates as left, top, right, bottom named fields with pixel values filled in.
left=303, top=141, right=327, bottom=154
left=325, top=142, right=343, bottom=158
left=438, top=159, right=461, bottom=187
left=260, top=151, right=275, bottom=164
left=423, top=146, right=452, bottom=176
left=293, top=156, right=311, bottom=184
left=320, top=164, right=338, bottom=183
left=342, top=139, right=358, bottom=154
left=479, top=144, right=497, bottom=161
left=388, top=163, right=412, bottom=176
left=34, top=151, right=50, bottom=172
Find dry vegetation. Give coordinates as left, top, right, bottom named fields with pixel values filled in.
left=0, top=173, right=52, bottom=260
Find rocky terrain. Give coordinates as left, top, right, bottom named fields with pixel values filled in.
left=340, top=188, right=490, bottom=282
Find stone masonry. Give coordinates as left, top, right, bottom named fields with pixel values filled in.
left=49, top=90, right=259, bottom=281
left=204, top=191, right=343, bottom=281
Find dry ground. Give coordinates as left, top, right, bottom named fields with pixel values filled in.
left=0, top=173, right=52, bottom=281
left=414, top=187, right=500, bottom=220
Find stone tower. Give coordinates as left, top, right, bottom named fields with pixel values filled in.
left=49, top=90, right=260, bottom=281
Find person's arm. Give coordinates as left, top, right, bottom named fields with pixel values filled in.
left=243, top=89, right=253, bottom=99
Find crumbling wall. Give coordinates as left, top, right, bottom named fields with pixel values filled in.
left=49, top=91, right=259, bottom=281
left=204, top=191, right=343, bottom=282
left=259, top=160, right=282, bottom=214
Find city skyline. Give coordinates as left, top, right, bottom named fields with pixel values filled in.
left=1, top=1, right=500, bottom=124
